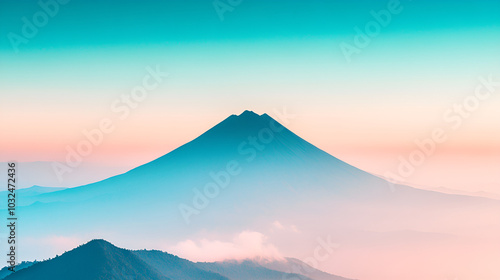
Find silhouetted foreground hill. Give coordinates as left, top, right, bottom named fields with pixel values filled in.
left=1, top=240, right=352, bottom=280
left=2, top=240, right=170, bottom=280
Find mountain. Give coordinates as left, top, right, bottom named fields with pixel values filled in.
left=1, top=240, right=351, bottom=280
left=8, top=111, right=500, bottom=280
left=2, top=240, right=170, bottom=280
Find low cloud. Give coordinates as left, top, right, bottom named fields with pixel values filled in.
left=170, top=231, right=283, bottom=262
left=272, top=220, right=300, bottom=233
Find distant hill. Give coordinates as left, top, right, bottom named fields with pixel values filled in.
left=0, top=161, right=129, bottom=190
left=196, top=260, right=315, bottom=280
left=0, top=186, right=66, bottom=198
left=195, top=257, right=354, bottom=280
left=260, top=258, right=353, bottom=280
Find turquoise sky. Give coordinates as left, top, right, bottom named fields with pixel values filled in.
left=1, top=0, right=499, bottom=92
left=1, top=0, right=499, bottom=87
left=1, top=0, right=499, bottom=48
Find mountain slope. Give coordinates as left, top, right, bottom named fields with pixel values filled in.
left=133, top=250, right=229, bottom=280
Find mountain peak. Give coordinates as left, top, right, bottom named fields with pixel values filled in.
left=227, top=110, right=266, bottom=123
left=84, top=239, right=114, bottom=248
left=197, top=110, right=280, bottom=141
left=238, top=110, right=260, bottom=117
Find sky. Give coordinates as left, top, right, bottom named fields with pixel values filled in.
left=0, top=0, right=499, bottom=194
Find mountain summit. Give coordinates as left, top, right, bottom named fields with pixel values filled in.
left=234, top=109, right=263, bottom=119
left=191, top=110, right=283, bottom=142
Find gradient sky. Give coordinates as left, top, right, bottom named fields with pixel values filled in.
left=1, top=0, right=499, bottom=193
